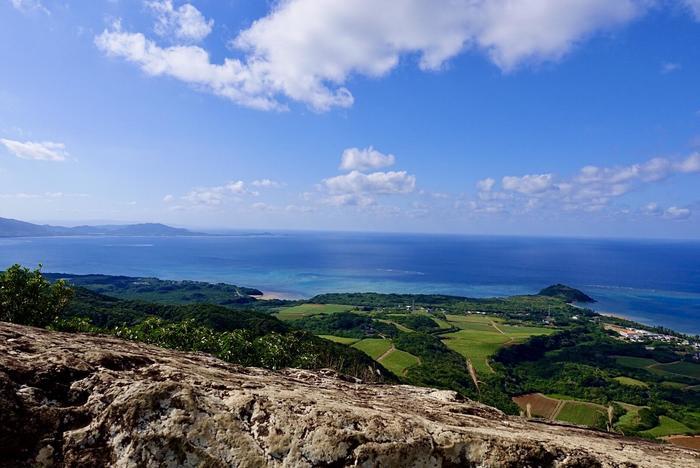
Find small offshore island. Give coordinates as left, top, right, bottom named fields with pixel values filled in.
left=1, top=265, right=699, bottom=463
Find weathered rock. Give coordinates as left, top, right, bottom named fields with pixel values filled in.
left=0, top=322, right=697, bottom=467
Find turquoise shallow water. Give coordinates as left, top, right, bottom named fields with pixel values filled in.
left=0, top=232, right=698, bottom=334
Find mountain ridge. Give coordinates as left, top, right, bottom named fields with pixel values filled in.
left=0, top=217, right=205, bottom=237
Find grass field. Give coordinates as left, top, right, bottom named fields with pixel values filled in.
left=614, top=356, right=660, bottom=369
left=275, top=303, right=354, bottom=321
left=555, top=401, right=606, bottom=427
left=377, top=319, right=413, bottom=333
left=655, top=361, right=700, bottom=379
left=442, top=316, right=554, bottom=374
left=318, top=335, right=359, bottom=345
left=641, top=416, right=694, bottom=438
left=614, top=376, right=648, bottom=387
left=380, top=348, right=420, bottom=376
left=661, top=381, right=688, bottom=389
left=351, top=338, right=393, bottom=359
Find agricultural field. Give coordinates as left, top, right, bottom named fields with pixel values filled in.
left=655, top=361, right=700, bottom=379
left=666, top=435, right=700, bottom=450
left=555, top=401, right=607, bottom=427
left=641, top=416, right=694, bottom=438
left=513, top=393, right=607, bottom=428
left=613, top=376, right=648, bottom=387
left=442, top=314, right=554, bottom=374
left=614, top=355, right=700, bottom=381
left=379, top=348, right=421, bottom=376
left=512, top=393, right=562, bottom=419
left=318, top=335, right=359, bottom=345
left=275, top=303, right=355, bottom=321
left=351, top=338, right=393, bottom=359
left=614, top=356, right=659, bottom=369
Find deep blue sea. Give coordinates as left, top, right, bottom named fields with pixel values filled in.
left=1, top=233, right=699, bottom=334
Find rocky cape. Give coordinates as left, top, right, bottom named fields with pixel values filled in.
left=0, top=322, right=697, bottom=467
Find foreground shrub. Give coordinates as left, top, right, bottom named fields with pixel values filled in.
left=0, top=264, right=73, bottom=327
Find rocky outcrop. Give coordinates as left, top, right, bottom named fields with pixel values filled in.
left=0, top=322, right=697, bottom=467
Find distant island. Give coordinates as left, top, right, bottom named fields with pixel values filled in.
left=538, top=283, right=596, bottom=303
left=0, top=217, right=206, bottom=238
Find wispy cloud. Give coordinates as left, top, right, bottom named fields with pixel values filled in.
left=661, top=62, right=681, bottom=74
left=468, top=153, right=700, bottom=217
left=146, top=0, right=213, bottom=42
left=9, top=0, right=49, bottom=15
left=0, top=138, right=68, bottom=162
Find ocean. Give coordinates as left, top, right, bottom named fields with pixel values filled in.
left=1, top=232, right=699, bottom=334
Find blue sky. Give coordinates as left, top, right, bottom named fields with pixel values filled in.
left=1, top=0, right=700, bottom=238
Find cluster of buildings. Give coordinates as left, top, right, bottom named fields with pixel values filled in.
left=606, top=324, right=697, bottom=348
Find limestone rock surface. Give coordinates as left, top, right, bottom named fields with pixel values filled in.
left=0, top=322, right=698, bottom=467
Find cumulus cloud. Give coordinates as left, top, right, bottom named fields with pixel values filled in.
left=469, top=154, right=700, bottom=216
left=180, top=180, right=256, bottom=206
left=96, top=0, right=656, bottom=111
left=0, top=139, right=68, bottom=161
left=339, top=147, right=395, bottom=171
left=147, top=0, right=213, bottom=42
left=502, top=173, right=554, bottom=194
left=323, top=170, right=416, bottom=195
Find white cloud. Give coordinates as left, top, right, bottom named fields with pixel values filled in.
left=180, top=180, right=255, bottom=206
left=664, top=206, right=691, bottom=220
left=323, top=170, right=416, bottom=195
left=476, top=177, right=495, bottom=192
left=163, top=194, right=175, bottom=202
left=251, top=178, right=283, bottom=188
left=0, top=139, right=68, bottom=161
left=96, top=0, right=653, bottom=111
left=470, top=154, right=700, bottom=216
left=661, top=62, right=681, bottom=74
left=147, top=0, right=213, bottom=42
left=9, top=0, right=49, bottom=14
left=502, top=173, right=553, bottom=194
left=340, top=147, right=395, bottom=171
left=0, top=192, right=88, bottom=199
left=683, top=0, right=700, bottom=20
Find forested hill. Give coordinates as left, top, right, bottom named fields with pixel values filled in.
left=0, top=217, right=205, bottom=237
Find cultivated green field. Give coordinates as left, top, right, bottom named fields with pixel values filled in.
left=655, top=361, right=700, bottom=379
left=641, top=416, right=694, bottom=438
left=275, top=303, right=355, bottom=321
left=318, top=335, right=359, bottom=345
left=614, top=376, right=648, bottom=387
left=352, top=338, right=393, bottom=359
left=614, top=356, right=659, bottom=369
left=442, top=315, right=554, bottom=374
left=380, top=348, right=420, bottom=376
left=555, top=401, right=607, bottom=427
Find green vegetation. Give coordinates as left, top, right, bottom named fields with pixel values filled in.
left=6, top=267, right=698, bottom=441
left=641, top=416, right=694, bottom=438
left=45, top=273, right=266, bottom=307
left=275, top=303, right=355, bottom=320
left=555, top=401, right=607, bottom=428
left=352, top=338, right=393, bottom=359
left=538, top=284, right=594, bottom=303
left=290, top=312, right=397, bottom=338
left=318, top=335, right=359, bottom=345
left=380, top=348, right=420, bottom=376
left=0, top=264, right=73, bottom=327
left=614, top=376, right=648, bottom=387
